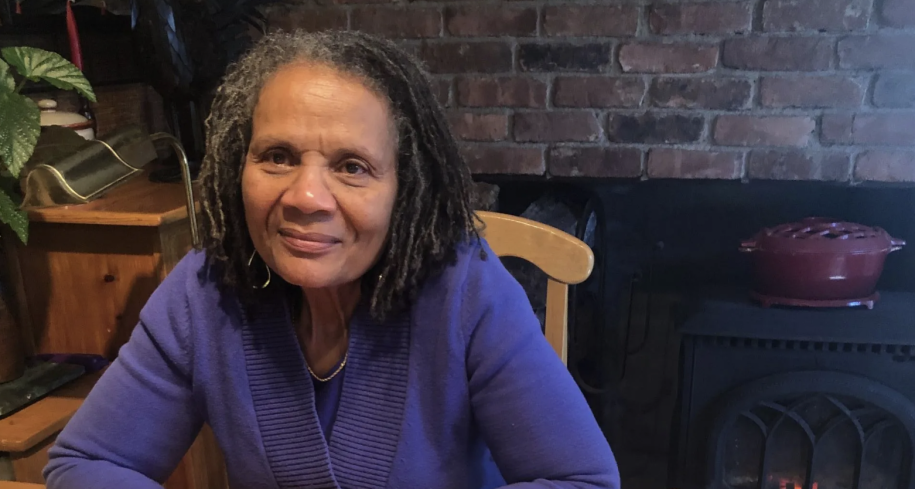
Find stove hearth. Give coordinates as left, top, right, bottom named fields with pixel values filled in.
left=671, top=291, right=915, bottom=489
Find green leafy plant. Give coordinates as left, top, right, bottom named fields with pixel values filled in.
left=0, top=46, right=96, bottom=244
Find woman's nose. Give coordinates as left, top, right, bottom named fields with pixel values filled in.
left=280, top=165, right=336, bottom=214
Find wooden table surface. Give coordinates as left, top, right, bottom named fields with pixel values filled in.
left=0, top=373, right=99, bottom=453
left=0, top=482, right=45, bottom=488
left=24, top=173, right=196, bottom=227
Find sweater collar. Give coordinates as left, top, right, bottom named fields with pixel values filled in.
left=240, top=292, right=410, bottom=489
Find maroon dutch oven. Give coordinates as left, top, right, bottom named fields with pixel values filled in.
left=740, top=217, right=905, bottom=301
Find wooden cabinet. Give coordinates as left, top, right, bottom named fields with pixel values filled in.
left=9, top=174, right=195, bottom=359
left=3, top=174, right=227, bottom=489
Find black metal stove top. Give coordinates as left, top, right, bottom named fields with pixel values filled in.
left=679, top=290, right=915, bottom=345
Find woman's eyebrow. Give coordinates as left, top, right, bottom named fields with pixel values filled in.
left=248, top=136, right=293, bottom=150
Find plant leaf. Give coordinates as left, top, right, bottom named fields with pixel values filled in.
left=0, top=60, right=13, bottom=92
left=0, top=178, right=28, bottom=244
left=0, top=47, right=96, bottom=102
left=0, top=91, right=40, bottom=178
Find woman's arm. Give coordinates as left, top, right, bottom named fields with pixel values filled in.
left=464, top=251, right=621, bottom=489
left=43, top=257, right=203, bottom=489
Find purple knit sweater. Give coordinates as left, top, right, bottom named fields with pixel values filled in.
left=44, top=240, right=620, bottom=489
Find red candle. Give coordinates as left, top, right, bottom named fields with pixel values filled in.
left=64, top=0, right=83, bottom=71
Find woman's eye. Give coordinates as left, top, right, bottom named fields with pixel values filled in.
left=266, top=151, right=290, bottom=165
left=343, top=161, right=367, bottom=175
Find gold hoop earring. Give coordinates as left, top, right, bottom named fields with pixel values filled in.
left=247, top=250, right=272, bottom=289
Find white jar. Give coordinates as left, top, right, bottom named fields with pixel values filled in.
left=38, top=99, right=95, bottom=140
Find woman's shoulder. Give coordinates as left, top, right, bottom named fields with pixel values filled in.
left=157, top=249, right=221, bottom=299
left=140, top=249, right=232, bottom=332
left=416, top=238, right=532, bottom=329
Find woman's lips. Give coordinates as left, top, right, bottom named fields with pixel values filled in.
left=279, top=229, right=341, bottom=254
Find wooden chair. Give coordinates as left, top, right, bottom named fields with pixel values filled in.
left=476, top=211, right=594, bottom=365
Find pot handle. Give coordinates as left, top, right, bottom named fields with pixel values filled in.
left=739, top=239, right=757, bottom=253
left=891, top=238, right=906, bottom=252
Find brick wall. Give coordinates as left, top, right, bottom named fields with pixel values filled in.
left=263, top=0, right=915, bottom=182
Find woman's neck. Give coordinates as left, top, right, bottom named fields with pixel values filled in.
left=297, top=281, right=360, bottom=376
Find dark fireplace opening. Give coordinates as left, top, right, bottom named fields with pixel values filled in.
left=675, top=294, right=915, bottom=489
left=720, top=390, right=910, bottom=489
left=482, top=177, right=915, bottom=489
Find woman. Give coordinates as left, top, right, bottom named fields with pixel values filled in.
left=44, top=30, right=620, bottom=489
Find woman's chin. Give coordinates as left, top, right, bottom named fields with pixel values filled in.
left=272, top=264, right=350, bottom=290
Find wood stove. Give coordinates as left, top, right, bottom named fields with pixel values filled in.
left=671, top=291, right=915, bottom=489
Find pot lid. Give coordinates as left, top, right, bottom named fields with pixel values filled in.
left=742, top=217, right=904, bottom=254
left=38, top=99, right=90, bottom=128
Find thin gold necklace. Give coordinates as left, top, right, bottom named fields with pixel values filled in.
left=306, top=350, right=349, bottom=382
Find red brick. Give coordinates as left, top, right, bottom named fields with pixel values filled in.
left=748, top=150, right=850, bottom=181
left=456, top=77, right=546, bottom=108
left=619, top=43, right=718, bottom=74
left=549, top=147, right=642, bottom=178
left=839, top=35, right=915, bottom=69
left=763, top=0, right=871, bottom=32
left=723, top=37, right=833, bottom=71
left=714, top=116, right=816, bottom=147
left=433, top=78, right=451, bottom=107
left=821, top=114, right=854, bottom=145
left=648, top=78, right=751, bottom=110
left=649, top=4, right=751, bottom=35
left=852, top=114, right=915, bottom=145
left=352, top=7, right=440, bottom=38
left=760, top=76, right=865, bottom=108
left=553, top=77, right=645, bottom=108
left=447, top=112, right=508, bottom=141
left=514, top=112, right=603, bottom=143
left=519, top=43, right=612, bottom=72
left=880, top=0, right=915, bottom=27
left=873, top=74, right=915, bottom=108
left=419, top=42, right=513, bottom=74
left=445, top=6, right=536, bottom=37
left=462, top=145, right=545, bottom=175
left=543, top=6, right=638, bottom=37
left=608, top=113, right=704, bottom=144
left=855, top=151, right=915, bottom=182
left=265, top=6, right=348, bottom=32
left=647, top=149, right=743, bottom=180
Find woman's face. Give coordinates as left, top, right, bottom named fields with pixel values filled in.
left=242, top=63, right=398, bottom=290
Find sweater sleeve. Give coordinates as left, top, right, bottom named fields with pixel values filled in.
left=464, top=245, right=621, bottom=489
left=43, top=253, right=204, bottom=489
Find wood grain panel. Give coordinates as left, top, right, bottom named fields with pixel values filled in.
left=165, top=426, right=228, bottom=489
left=17, top=223, right=161, bottom=358
left=0, top=481, right=45, bottom=488
left=3, top=234, right=35, bottom=357
left=10, top=435, right=54, bottom=483
left=24, top=176, right=192, bottom=227
left=0, top=295, right=24, bottom=382
left=0, top=374, right=97, bottom=453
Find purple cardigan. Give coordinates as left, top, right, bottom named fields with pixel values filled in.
left=44, top=240, right=620, bottom=489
